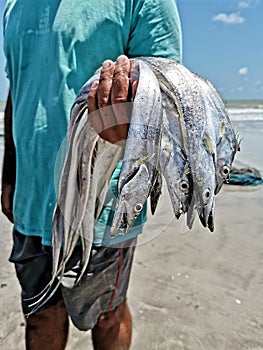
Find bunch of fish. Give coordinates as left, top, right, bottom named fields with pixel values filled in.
left=51, top=57, right=239, bottom=286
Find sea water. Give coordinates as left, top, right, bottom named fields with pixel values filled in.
left=225, top=100, right=263, bottom=173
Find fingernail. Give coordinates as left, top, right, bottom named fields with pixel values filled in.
left=117, top=55, right=126, bottom=65
left=91, top=81, right=99, bottom=89
left=103, top=61, right=112, bottom=69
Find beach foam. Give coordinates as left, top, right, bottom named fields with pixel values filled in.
left=228, top=108, right=263, bottom=121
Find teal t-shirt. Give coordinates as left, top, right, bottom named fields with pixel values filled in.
left=3, top=0, right=182, bottom=246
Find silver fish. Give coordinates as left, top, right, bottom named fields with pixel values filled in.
left=111, top=163, right=150, bottom=235
left=53, top=100, right=120, bottom=284
left=26, top=111, right=100, bottom=312
left=54, top=57, right=239, bottom=285
left=193, top=74, right=239, bottom=194
left=143, top=57, right=216, bottom=230
left=52, top=113, right=98, bottom=280
left=28, top=57, right=241, bottom=314
left=159, top=91, right=192, bottom=217
left=110, top=60, right=163, bottom=236
left=75, top=139, right=121, bottom=283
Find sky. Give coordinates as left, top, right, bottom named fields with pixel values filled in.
left=0, top=0, right=262, bottom=101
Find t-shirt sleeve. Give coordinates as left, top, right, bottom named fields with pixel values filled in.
left=127, top=0, right=182, bottom=63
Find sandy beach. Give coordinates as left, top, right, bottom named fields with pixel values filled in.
left=0, top=119, right=263, bottom=350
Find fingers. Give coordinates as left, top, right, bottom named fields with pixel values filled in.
left=130, top=61, right=139, bottom=100
left=97, top=60, right=117, bottom=135
left=88, top=81, right=103, bottom=134
left=97, top=60, right=115, bottom=108
left=88, top=61, right=117, bottom=137
left=87, top=55, right=135, bottom=145
left=111, top=55, right=130, bottom=109
left=111, top=56, right=131, bottom=142
left=131, top=80, right=139, bottom=100
left=87, top=81, right=99, bottom=114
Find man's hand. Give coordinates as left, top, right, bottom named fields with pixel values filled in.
left=88, top=55, right=137, bottom=145
left=1, top=184, right=14, bottom=223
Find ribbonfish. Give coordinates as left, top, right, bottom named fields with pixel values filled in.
left=52, top=87, right=121, bottom=284
left=193, top=73, right=240, bottom=194
left=142, top=57, right=216, bottom=231
left=27, top=56, right=240, bottom=315
left=110, top=60, right=163, bottom=236
left=160, top=104, right=191, bottom=218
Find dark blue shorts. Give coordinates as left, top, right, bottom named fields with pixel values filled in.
left=9, top=229, right=136, bottom=331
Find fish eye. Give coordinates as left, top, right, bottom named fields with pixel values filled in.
left=220, top=165, right=230, bottom=178
left=180, top=180, right=189, bottom=193
left=202, top=189, right=211, bottom=203
left=134, top=203, right=143, bottom=213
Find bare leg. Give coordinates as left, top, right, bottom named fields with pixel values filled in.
left=25, top=300, right=69, bottom=350
left=92, top=299, right=132, bottom=350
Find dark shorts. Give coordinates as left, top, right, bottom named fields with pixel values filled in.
left=9, top=229, right=136, bottom=331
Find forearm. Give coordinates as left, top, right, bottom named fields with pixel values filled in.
left=2, top=91, right=16, bottom=188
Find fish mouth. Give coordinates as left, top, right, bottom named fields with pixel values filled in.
left=186, top=200, right=196, bottom=230
left=111, top=210, right=127, bottom=237
left=214, top=183, right=222, bottom=195
left=214, top=176, right=224, bottom=194
left=110, top=204, right=135, bottom=237
left=208, top=212, right=214, bottom=232
left=199, top=207, right=214, bottom=232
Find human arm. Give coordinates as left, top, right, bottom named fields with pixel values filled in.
left=1, top=91, right=16, bottom=223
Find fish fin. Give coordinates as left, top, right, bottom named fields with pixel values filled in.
left=136, top=153, right=156, bottom=167
left=204, top=133, right=215, bottom=156
left=236, top=133, right=242, bottom=152
left=220, top=121, right=226, bottom=138
left=198, top=212, right=207, bottom=228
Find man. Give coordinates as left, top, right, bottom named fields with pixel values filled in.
left=1, top=1, right=182, bottom=349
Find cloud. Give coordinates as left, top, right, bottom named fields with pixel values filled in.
left=238, top=67, right=248, bottom=75
left=237, top=86, right=244, bottom=91
left=238, top=1, right=250, bottom=8
left=212, top=12, right=245, bottom=24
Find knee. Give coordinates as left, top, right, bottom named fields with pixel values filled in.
left=96, top=300, right=128, bottom=329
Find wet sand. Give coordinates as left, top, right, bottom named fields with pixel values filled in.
left=1, top=120, right=263, bottom=349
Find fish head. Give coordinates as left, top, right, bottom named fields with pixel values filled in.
left=161, top=137, right=192, bottom=217
left=215, top=125, right=240, bottom=194
left=215, top=158, right=232, bottom=194
left=191, top=155, right=216, bottom=229
left=198, top=198, right=215, bottom=232
left=167, top=174, right=191, bottom=217
left=110, top=163, right=150, bottom=236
